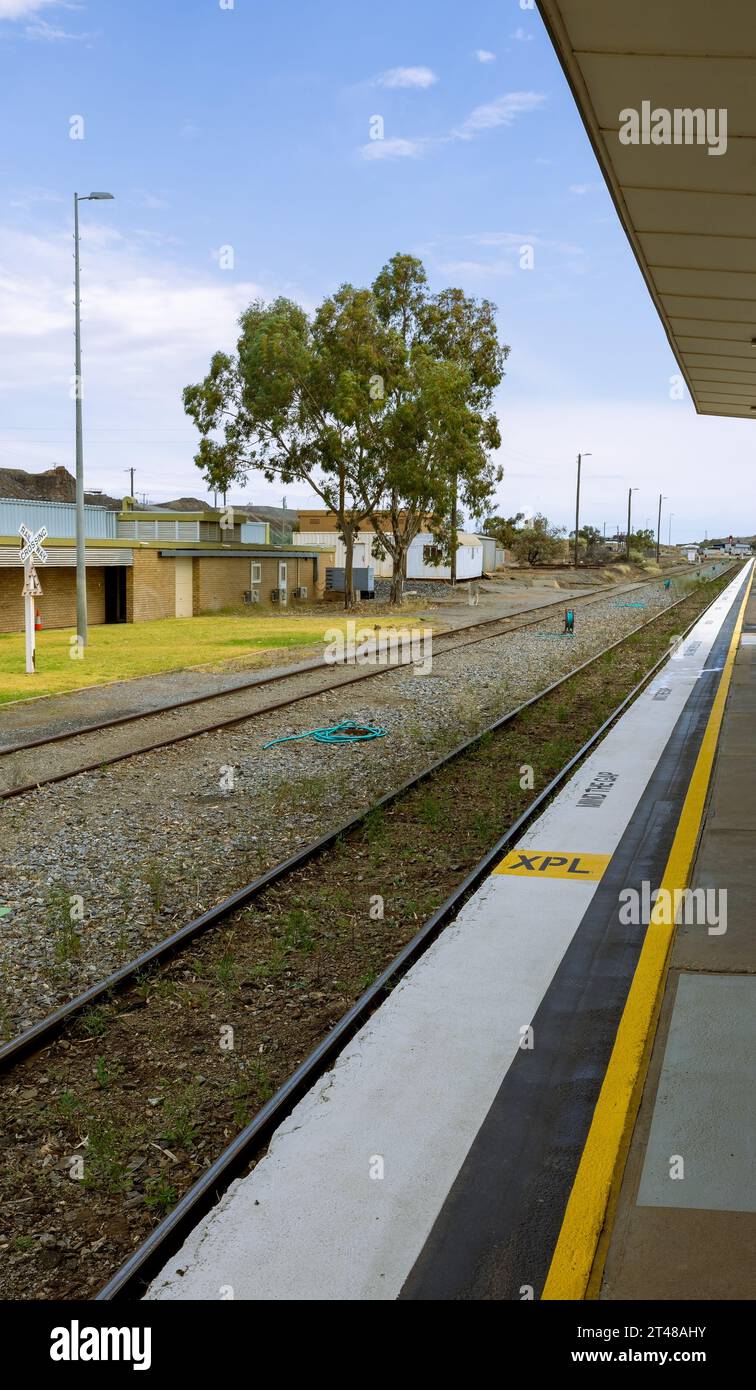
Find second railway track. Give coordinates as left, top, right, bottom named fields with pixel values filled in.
left=0, top=566, right=716, bottom=799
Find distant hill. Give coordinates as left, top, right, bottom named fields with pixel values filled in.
left=153, top=497, right=212, bottom=512
left=0, top=464, right=122, bottom=509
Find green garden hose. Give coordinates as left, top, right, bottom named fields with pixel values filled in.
left=263, top=719, right=387, bottom=749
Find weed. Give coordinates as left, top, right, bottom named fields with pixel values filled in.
left=45, top=884, right=81, bottom=963
left=83, top=1119, right=130, bottom=1193
left=56, top=1090, right=80, bottom=1122
left=162, top=1087, right=200, bottom=1150
left=215, top=952, right=238, bottom=991
left=144, top=1175, right=177, bottom=1215
left=144, top=863, right=165, bottom=918
left=80, top=1005, right=111, bottom=1038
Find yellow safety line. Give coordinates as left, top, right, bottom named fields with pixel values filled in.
left=541, top=564, right=754, bottom=1301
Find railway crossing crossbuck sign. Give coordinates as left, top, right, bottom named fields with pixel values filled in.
left=18, top=523, right=48, bottom=674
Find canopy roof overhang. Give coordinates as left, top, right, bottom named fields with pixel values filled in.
left=537, top=0, right=756, bottom=420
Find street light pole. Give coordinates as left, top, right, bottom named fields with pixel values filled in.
left=574, top=452, right=591, bottom=568
left=73, top=192, right=86, bottom=647
left=73, top=190, right=114, bottom=647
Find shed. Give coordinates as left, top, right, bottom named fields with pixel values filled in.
left=406, top=532, right=483, bottom=582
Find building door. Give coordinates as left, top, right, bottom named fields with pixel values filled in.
left=278, top=560, right=288, bottom=606
left=175, top=558, right=193, bottom=617
left=104, top=567, right=127, bottom=623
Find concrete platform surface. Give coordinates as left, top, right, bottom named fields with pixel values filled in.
left=601, top=571, right=756, bottom=1300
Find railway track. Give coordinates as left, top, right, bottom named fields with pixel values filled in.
left=0, top=566, right=716, bottom=800
left=0, top=566, right=738, bottom=1301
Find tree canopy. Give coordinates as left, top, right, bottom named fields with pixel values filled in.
left=183, top=253, right=508, bottom=605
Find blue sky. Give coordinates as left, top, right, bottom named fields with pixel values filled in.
left=1, top=0, right=751, bottom=540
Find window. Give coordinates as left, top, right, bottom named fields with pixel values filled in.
left=423, top=544, right=442, bottom=566
left=251, top=562, right=262, bottom=585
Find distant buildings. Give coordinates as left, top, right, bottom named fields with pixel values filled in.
left=0, top=470, right=334, bottom=632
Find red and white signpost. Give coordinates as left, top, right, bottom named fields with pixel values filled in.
left=19, top=524, right=48, bottom=674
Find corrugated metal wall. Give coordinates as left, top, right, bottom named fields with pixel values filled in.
left=0, top=496, right=116, bottom=540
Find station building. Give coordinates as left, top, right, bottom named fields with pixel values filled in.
left=0, top=495, right=335, bottom=632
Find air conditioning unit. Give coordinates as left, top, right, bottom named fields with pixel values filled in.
left=243, top=588, right=260, bottom=604
left=293, top=586, right=308, bottom=600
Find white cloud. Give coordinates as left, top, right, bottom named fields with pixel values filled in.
left=25, top=17, right=81, bottom=39
left=437, top=259, right=516, bottom=279
left=134, top=190, right=170, bottom=210
left=8, top=185, right=63, bottom=209
left=0, top=0, right=62, bottom=17
left=453, top=91, right=546, bottom=139
left=359, top=137, right=426, bottom=161
left=512, top=27, right=534, bottom=43
left=0, top=223, right=282, bottom=499
left=375, top=66, right=438, bottom=89
left=358, top=90, right=546, bottom=164
left=474, top=49, right=496, bottom=64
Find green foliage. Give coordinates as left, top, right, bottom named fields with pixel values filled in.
left=482, top=512, right=525, bottom=549
left=511, top=513, right=565, bottom=566
left=183, top=252, right=509, bottom=605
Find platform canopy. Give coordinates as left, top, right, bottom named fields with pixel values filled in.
left=537, top=1, right=756, bottom=420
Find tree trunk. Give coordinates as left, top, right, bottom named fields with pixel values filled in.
left=389, top=550, right=404, bottom=606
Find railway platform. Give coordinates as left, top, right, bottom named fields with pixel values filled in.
left=146, top=562, right=753, bottom=1301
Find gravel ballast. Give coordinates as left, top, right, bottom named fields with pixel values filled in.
left=0, top=572, right=725, bottom=1038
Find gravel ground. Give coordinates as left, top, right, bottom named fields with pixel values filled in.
left=0, top=573, right=716, bottom=1037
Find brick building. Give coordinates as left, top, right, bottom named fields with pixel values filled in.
left=0, top=493, right=334, bottom=633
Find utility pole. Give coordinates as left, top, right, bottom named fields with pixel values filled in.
left=573, top=452, right=592, bottom=568
left=626, top=486, right=638, bottom=561
left=125, top=467, right=135, bottom=499
left=73, top=190, right=114, bottom=647
left=656, top=493, right=667, bottom=564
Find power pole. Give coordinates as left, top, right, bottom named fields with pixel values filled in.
left=656, top=492, right=664, bottom=563
left=626, top=487, right=635, bottom=561
left=125, top=467, right=135, bottom=499
left=574, top=454, right=581, bottom=569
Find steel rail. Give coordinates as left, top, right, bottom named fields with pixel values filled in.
left=0, top=582, right=622, bottom=756
left=0, top=566, right=724, bottom=801
left=1, top=571, right=732, bottom=1080
left=92, top=565, right=744, bottom=1300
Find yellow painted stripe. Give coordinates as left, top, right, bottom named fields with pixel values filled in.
left=542, top=565, right=754, bottom=1301
left=493, top=850, right=611, bottom=881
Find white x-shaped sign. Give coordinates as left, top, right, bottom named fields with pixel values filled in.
left=19, top=523, right=48, bottom=566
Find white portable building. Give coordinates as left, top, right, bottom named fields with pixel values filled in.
left=294, top=527, right=484, bottom=582
left=405, top=532, right=483, bottom=581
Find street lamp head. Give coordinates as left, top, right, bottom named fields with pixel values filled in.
left=88, top=192, right=114, bottom=200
